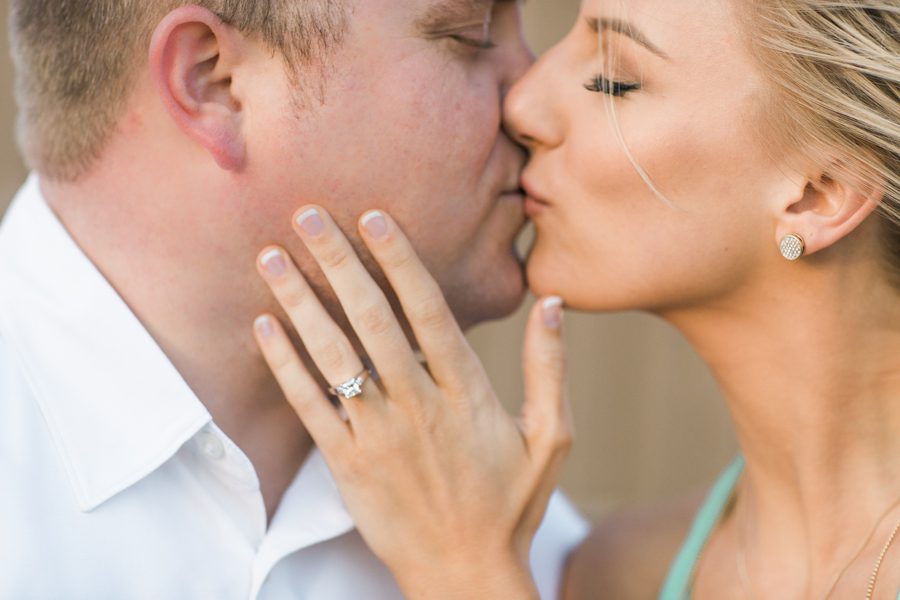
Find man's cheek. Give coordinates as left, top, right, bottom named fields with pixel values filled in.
left=450, top=98, right=502, bottom=158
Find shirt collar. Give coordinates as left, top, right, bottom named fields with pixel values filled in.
left=0, top=175, right=212, bottom=512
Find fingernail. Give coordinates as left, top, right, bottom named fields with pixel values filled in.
left=542, top=297, right=564, bottom=330
left=361, top=211, right=388, bottom=240
left=255, top=315, right=275, bottom=339
left=296, top=208, right=325, bottom=237
left=260, top=249, right=286, bottom=278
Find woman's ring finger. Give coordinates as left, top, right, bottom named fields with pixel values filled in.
left=329, top=367, right=372, bottom=400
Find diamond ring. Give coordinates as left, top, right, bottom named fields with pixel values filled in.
left=328, top=368, right=370, bottom=400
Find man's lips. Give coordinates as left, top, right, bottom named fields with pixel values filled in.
left=490, top=181, right=528, bottom=225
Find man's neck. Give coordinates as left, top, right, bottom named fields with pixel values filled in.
left=41, top=170, right=314, bottom=523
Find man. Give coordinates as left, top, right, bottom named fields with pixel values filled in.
left=0, top=1, right=588, bottom=598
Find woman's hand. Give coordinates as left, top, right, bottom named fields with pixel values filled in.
left=252, top=206, right=572, bottom=600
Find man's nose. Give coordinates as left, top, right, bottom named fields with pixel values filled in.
left=500, top=37, right=536, bottom=97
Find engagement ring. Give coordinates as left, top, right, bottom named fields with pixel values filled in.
left=329, top=369, right=370, bottom=400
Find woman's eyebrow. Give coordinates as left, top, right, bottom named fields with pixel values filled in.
left=587, top=17, right=671, bottom=61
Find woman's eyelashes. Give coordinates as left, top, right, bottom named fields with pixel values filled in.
left=584, top=74, right=641, bottom=97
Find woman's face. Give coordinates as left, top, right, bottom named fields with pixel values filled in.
left=506, top=0, right=799, bottom=312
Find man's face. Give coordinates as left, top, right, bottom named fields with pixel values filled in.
left=247, top=0, right=533, bottom=330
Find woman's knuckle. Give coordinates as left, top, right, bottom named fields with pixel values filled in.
left=319, top=244, right=351, bottom=270
left=538, top=350, right=566, bottom=376
left=410, top=405, right=438, bottom=435
left=530, top=420, right=566, bottom=453
left=286, top=390, right=312, bottom=413
left=411, top=295, right=449, bottom=329
left=383, top=245, right=414, bottom=270
left=268, top=349, right=293, bottom=372
left=556, top=428, right=574, bottom=453
left=357, top=302, right=394, bottom=337
left=316, top=339, right=353, bottom=372
left=280, top=285, right=307, bottom=310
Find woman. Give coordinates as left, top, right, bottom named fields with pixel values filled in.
left=252, top=0, right=899, bottom=598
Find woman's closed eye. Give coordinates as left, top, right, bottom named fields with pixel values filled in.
left=584, top=74, right=641, bottom=97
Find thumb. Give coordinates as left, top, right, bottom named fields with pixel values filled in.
left=520, top=296, right=570, bottom=447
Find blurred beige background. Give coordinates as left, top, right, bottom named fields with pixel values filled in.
left=0, top=1, right=737, bottom=521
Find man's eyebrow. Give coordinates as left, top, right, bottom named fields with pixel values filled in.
left=416, top=0, right=494, bottom=32
left=587, top=17, right=670, bottom=61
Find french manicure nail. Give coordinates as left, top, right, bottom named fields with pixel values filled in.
left=296, top=208, right=325, bottom=237
left=255, top=315, right=275, bottom=339
left=542, top=297, right=564, bottom=329
left=260, top=249, right=286, bottom=277
left=361, top=211, right=388, bottom=239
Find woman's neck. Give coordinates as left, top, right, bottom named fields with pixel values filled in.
left=664, top=259, right=900, bottom=590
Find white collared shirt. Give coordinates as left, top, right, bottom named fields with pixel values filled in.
left=0, top=175, right=590, bottom=600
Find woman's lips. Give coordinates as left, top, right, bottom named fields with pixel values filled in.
left=524, top=195, right=548, bottom=218
left=521, top=177, right=551, bottom=218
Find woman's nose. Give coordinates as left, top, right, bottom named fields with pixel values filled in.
left=503, top=49, right=564, bottom=152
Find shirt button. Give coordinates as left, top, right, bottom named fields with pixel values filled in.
left=197, top=430, right=226, bottom=460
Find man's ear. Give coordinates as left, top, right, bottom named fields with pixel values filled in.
left=775, top=162, right=884, bottom=256
left=149, top=6, right=246, bottom=171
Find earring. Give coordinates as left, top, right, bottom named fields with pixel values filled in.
left=780, top=234, right=806, bottom=261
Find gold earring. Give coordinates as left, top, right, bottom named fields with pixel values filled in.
left=780, top=234, right=806, bottom=261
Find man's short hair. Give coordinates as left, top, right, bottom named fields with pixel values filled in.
left=9, top=1, right=348, bottom=181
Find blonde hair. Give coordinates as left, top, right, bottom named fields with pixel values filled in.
left=9, top=1, right=347, bottom=182
left=746, top=1, right=900, bottom=283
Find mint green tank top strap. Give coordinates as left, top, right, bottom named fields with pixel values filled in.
left=658, top=456, right=746, bottom=599
left=658, top=456, right=900, bottom=599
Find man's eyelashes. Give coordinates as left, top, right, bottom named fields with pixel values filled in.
left=442, top=21, right=496, bottom=50
left=449, top=34, right=497, bottom=50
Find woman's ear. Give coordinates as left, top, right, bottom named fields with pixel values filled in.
left=149, top=6, right=246, bottom=171
left=774, top=161, right=884, bottom=257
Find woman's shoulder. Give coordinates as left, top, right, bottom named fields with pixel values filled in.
left=562, top=488, right=708, bottom=600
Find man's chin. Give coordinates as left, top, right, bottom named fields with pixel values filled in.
left=449, top=256, right=528, bottom=332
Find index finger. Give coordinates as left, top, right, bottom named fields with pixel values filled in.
left=357, top=210, right=485, bottom=390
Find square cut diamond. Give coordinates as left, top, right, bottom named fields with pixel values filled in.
left=335, top=378, right=364, bottom=399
